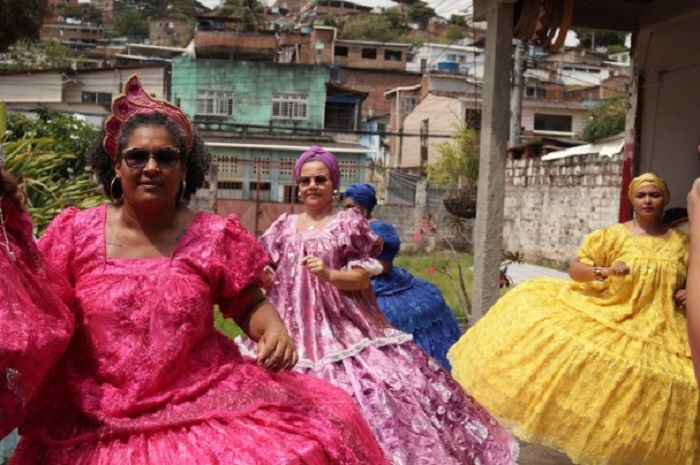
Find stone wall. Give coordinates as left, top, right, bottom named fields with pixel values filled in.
left=503, top=152, right=623, bottom=268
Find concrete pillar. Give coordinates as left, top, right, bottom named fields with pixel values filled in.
left=472, top=0, right=515, bottom=322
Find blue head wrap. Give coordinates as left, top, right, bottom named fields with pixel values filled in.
left=369, top=221, right=401, bottom=262
left=344, top=184, right=377, bottom=214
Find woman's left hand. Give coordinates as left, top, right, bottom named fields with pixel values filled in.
left=675, top=289, right=688, bottom=308
left=257, top=327, right=299, bottom=372
left=301, top=255, right=332, bottom=281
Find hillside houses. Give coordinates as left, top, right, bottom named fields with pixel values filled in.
left=0, top=0, right=632, bottom=234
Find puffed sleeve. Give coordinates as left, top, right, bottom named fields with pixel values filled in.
left=37, top=207, right=80, bottom=302
left=577, top=226, right=613, bottom=266
left=258, top=213, right=288, bottom=267
left=338, top=209, right=384, bottom=276
left=209, top=214, right=269, bottom=319
left=1, top=208, right=75, bottom=436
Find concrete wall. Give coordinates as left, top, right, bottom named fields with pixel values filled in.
left=503, top=152, right=623, bottom=268
left=0, top=72, right=63, bottom=103
left=637, top=9, right=700, bottom=209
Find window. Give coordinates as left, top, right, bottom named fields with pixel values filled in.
left=339, top=160, right=359, bottom=184
left=217, top=181, right=243, bottom=200
left=279, top=157, right=295, bottom=177
left=252, top=157, right=271, bottom=176
left=195, top=90, right=233, bottom=116
left=334, top=46, right=348, bottom=57
left=217, top=156, right=241, bottom=176
left=384, top=50, right=402, bottom=61
left=404, top=97, right=417, bottom=114
left=248, top=182, right=271, bottom=201
left=534, top=113, right=573, bottom=133
left=464, top=109, right=482, bottom=130
left=525, top=86, right=547, bottom=98
left=361, top=48, right=377, bottom=59
left=272, top=93, right=308, bottom=120
left=283, top=185, right=299, bottom=204
left=82, top=91, right=112, bottom=104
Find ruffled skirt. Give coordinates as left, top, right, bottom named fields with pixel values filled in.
left=296, top=341, right=518, bottom=465
left=11, top=362, right=387, bottom=465
left=374, top=281, right=462, bottom=370
left=448, top=278, right=700, bottom=465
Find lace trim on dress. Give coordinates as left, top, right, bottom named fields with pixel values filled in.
left=344, top=258, right=384, bottom=276
left=240, top=332, right=414, bottom=371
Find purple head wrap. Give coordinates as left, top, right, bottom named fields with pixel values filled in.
left=294, top=146, right=340, bottom=188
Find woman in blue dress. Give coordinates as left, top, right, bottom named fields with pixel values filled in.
left=343, top=184, right=462, bottom=370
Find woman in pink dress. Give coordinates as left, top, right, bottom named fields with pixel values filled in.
left=241, top=146, right=518, bottom=465
left=10, top=75, right=387, bottom=464
left=0, top=150, right=74, bottom=448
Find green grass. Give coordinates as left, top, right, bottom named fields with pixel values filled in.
left=394, top=251, right=474, bottom=319
left=214, top=306, right=244, bottom=340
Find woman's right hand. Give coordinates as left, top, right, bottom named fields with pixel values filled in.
left=604, top=261, right=630, bottom=277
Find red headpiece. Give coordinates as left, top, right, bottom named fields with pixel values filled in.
left=103, top=74, right=194, bottom=160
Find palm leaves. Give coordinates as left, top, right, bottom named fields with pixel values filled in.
left=2, top=136, right=104, bottom=233
left=219, top=0, right=265, bottom=32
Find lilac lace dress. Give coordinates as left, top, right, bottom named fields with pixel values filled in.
left=11, top=205, right=387, bottom=464
left=241, top=208, right=518, bottom=465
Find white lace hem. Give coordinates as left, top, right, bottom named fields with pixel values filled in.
left=236, top=332, right=414, bottom=372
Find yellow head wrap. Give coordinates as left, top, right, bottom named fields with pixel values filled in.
left=628, top=172, right=670, bottom=205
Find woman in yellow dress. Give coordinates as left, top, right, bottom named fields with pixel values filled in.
left=449, top=172, right=700, bottom=465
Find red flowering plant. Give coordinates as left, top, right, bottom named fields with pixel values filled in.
left=413, top=214, right=522, bottom=326
left=413, top=214, right=473, bottom=323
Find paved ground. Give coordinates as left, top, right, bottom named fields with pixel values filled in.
left=519, top=442, right=575, bottom=465
left=506, top=261, right=569, bottom=285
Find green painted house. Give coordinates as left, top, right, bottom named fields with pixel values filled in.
left=171, top=57, right=369, bottom=205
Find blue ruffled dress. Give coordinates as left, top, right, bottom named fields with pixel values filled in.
left=371, top=266, right=462, bottom=370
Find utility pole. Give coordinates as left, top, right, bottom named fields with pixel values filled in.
left=509, top=39, right=524, bottom=148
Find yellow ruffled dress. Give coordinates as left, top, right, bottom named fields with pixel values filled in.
left=449, top=224, right=700, bottom=465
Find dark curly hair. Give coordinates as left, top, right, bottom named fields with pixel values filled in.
left=87, top=113, right=211, bottom=205
left=0, top=169, right=23, bottom=207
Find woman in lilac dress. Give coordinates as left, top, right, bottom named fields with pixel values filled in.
left=10, top=75, right=387, bottom=464
left=244, top=146, right=518, bottom=465
left=0, top=151, right=74, bottom=460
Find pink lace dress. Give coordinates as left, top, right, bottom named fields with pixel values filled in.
left=0, top=198, right=74, bottom=438
left=240, top=209, right=518, bottom=465
left=11, top=205, right=387, bottom=464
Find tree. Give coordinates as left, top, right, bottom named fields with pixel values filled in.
left=0, top=0, right=46, bottom=52
left=426, top=125, right=480, bottom=189
left=338, top=14, right=401, bottom=42
left=110, top=7, right=149, bottom=39
left=219, top=0, right=265, bottom=32
left=408, top=3, right=436, bottom=29
left=574, top=30, right=626, bottom=49
left=446, top=24, right=466, bottom=42
left=61, top=5, right=104, bottom=24
left=2, top=39, right=77, bottom=72
left=2, top=137, right=103, bottom=233
left=581, top=95, right=627, bottom=143
left=6, top=108, right=97, bottom=175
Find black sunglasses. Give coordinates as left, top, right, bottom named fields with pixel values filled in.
left=298, top=175, right=329, bottom=187
left=122, top=147, right=181, bottom=169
